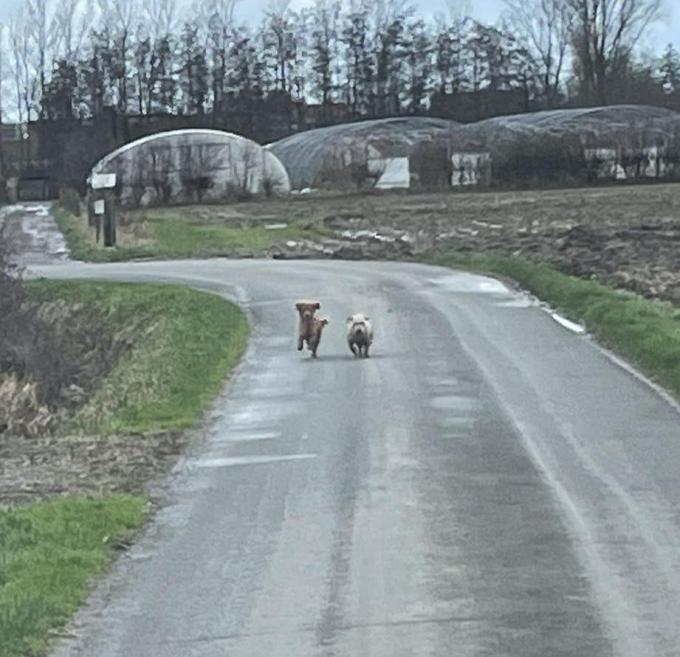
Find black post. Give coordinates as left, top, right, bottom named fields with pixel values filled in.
left=103, top=192, right=116, bottom=247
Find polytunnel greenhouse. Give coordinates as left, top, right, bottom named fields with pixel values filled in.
left=269, top=106, right=680, bottom=190
left=443, top=105, right=680, bottom=186
left=90, top=129, right=291, bottom=208
left=266, top=117, right=460, bottom=191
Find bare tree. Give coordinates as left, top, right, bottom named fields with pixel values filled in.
left=438, top=0, right=472, bottom=23
left=8, top=10, right=36, bottom=126
left=503, top=0, right=574, bottom=106
left=309, top=0, right=341, bottom=107
left=263, top=0, right=297, bottom=94
left=199, top=0, right=241, bottom=112
left=97, top=0, right=137, bottom=112
left=145, top=0, right=181, bottom=40
left=54, top=0, right=95, bottom=62
left=148, top=144, right=174, bottom=202
left=0, top=23, right=6, bottom=178
left=373, top=0, right=414, bottom=28
left=568, top=0, right=663, bottom=104
left=25, top=0, right=62, bottom=119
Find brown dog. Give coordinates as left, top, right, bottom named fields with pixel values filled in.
left=296, top=300, right=321, bottom=353
left=308, top=317, right=329, bottom=358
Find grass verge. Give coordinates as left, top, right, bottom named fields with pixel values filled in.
left=145, top=212, right=326, bottom=258
left=0, top=496, right=147, bottom=657
left=54, top=205, right=327, bottom=261
left=52, top=207, right=155, bottom=262
left=426, top=251, right=680, bottom=398
left=0, top=281, right=248, bottom=656
left=28, top=280, right=249, bottom=434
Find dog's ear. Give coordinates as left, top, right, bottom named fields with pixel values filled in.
left=346, top=316, right=353, bottom=323
left=364, top=316, right=370, bottom=321
left=295, top=303, right=302, bottom=310
left=314, top=302, right=321, bottom=310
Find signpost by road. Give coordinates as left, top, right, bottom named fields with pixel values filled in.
left=89, top=173, right=117, bottom=247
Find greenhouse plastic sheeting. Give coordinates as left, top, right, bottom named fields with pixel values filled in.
left=91, top=129, right=291, bottom=208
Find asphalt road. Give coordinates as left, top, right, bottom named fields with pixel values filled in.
left=29, top=259, right=680, bottom=657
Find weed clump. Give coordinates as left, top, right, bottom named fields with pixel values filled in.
left=0, top=227, right=124, bottom=436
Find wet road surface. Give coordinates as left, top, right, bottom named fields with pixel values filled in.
left=0, top=203, right=69, bottom=265
left=29, top=259, right=680, bottom=657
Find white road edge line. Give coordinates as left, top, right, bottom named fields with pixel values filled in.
left=595, top=344, right=680, bottom=415
left=548, top=311, right=586, bottom=334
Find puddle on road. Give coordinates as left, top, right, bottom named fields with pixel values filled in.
left=494, top=297, right=536, bottom=308
left=214, top=430, right=281, bottom=443
left=260, top=336, right=293, bottom=349
left=194, top=454, right=317, bottom=469
left=429, top=395, right=477, bottom=413
left=2, top=203, right=70, bottom=263
left=429, top=273, right=510, bottom=295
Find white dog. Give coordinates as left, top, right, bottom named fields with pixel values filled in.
left=346, top=313, right=373, bottom=358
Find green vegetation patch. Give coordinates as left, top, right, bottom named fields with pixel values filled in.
left=427, top=251, right=680, bottom=397
left=0, top=496, right=146, bottom=657
left=54, top=205, right=326, bottom=261
left=52, top=207, right=155, bottom=262
left=28, top=281, right=249, bottom=434
left=145, top=214, right=325, bottom=258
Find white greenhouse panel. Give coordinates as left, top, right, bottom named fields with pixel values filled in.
left=369, top=157, right=411, bottom=189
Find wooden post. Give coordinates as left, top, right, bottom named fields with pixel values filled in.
left=89, top=173, right=117, bottom=247
left=103, top=190, right=116, bottom=247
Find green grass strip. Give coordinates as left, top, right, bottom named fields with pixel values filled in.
left=28, top=281, right=249, bottom=434
left=426, top=251, right=680, bottom=398
left=145, top=215, right=325, bottom=258
left=0, top=496, right=147, bottom=657
left=53, top=205, right=326, bottom=261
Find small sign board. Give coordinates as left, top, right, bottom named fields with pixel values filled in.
left=93, top=199, right=106, bottom=215
left=91, top=173, right=117, bottom=190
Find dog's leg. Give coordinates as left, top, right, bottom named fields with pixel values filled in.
left=298, top=335, right=304, bottom=351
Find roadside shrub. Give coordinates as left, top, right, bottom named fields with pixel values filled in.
left=0, top=230, right=68, bottom=407
left=0, top=224, right=30, bottom=370
left=58, top=187, right=82, bottom=217
left=0, top=227, right=122, bottom=421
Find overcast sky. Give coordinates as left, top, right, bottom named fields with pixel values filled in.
left=0, top=0, right=677, bottom=51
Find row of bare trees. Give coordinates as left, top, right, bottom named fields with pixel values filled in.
left=0, top=0, right=674, bottom=131
left=507, top=0, right=667, bottom=105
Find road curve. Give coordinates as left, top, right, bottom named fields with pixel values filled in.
left=31, top=259, right=680, bottom=657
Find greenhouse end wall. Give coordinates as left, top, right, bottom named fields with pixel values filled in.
left=91, top=129, right=291, bottom=209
